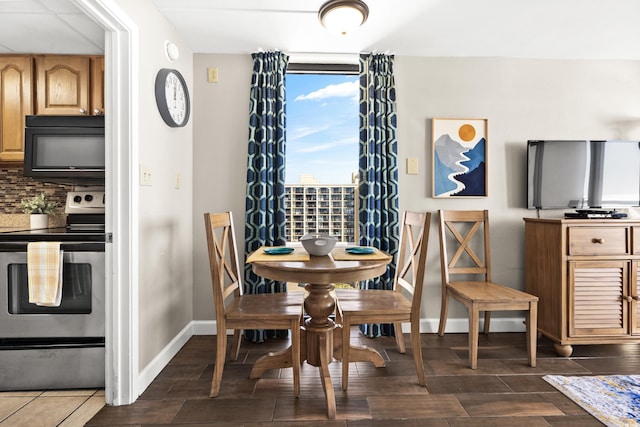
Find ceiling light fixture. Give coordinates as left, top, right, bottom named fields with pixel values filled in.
left=318, top=0, right=369, bottom=36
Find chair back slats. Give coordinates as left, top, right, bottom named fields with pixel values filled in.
left=396, top=277, right=414, bottom=295
left=438, top=209, right=492, bottom=284
left=393, top=211, right=431, bottom=313
left=446, top=221, right=485, bottom=270
left=204, top=212, right=243, bottom=323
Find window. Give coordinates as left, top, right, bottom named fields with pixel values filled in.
left=285, top=65, right=359, bottom=243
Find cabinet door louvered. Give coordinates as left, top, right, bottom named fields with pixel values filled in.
left=569, top=260, right=628, bottom=336
left=633, top=261, right=639, bottom=335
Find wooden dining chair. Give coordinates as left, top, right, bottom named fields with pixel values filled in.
left=204, top=212, right=303, bottom=397
left=437, top=209, right=538, bottom=369
left=335, top=211, right=431, bottom=391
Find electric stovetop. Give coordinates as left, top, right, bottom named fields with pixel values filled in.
left=0, top=227, right=107, bottom=240
left=0, top=227, right=109, bottom=252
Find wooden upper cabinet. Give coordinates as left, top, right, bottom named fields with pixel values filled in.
left=0, top=54, right=104, bottom=164
left=35, top=55, right=90, bottom=115
left=0, top=56, right=33, bottom=162
left=90, top=56, right=104, bottom=116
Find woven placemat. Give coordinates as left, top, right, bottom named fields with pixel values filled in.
left=331, top=247, right=391, bottom=261
left=246, top=246, right=310, bottom=263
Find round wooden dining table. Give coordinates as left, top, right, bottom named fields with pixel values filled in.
left=249, top=249, right=391, bottom=419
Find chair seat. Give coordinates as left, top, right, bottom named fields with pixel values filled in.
left=226, top=292, right=304, bottom=321
left=335, top=289, right=412, bottom=315
left=448, top=281, right=538, bottom=304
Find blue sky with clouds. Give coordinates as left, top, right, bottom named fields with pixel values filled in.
left=285, top=73, right=359, bottom=184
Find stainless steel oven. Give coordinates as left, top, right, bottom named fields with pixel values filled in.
left=0, top=241, right=105, bottom=390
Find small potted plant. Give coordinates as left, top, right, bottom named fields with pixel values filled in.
left=20, top=193, right=59, bottom=229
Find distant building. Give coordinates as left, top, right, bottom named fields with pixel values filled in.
left=284, top=178, right=358, bottom=243
left=299, top=174, right=319, bottom=185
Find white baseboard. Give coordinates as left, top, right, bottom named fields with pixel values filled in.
left=136, top=316, right=527, bottom=396
left=137, top=323, right=193, bottom=397
left=409, top=317, right=527, bottom=334
left=188, top=317, right=528, bottom=336
left=191, top=320, right=217, bottom=335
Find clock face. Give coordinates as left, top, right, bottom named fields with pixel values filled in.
left=164, top=71, right=187, bottom=125
left=155, top=68, right=190, bottom=127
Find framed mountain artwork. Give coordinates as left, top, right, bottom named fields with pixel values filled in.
left=432, top=118, right=488, bottom=198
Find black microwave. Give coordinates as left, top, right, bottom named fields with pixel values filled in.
left=24, top=115, right=105, bottom=183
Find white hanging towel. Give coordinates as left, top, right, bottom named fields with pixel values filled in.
left=27, top=242, right=63, bottom=307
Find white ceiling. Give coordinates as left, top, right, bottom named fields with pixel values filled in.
left=0, top=0, right=639, bottom=60
left=0, top=0, right=103, bottom=54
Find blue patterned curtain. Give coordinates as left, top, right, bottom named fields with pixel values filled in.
left=244, top=51, right=289, bottom=342
left=358, top=53, right=400, bottom=337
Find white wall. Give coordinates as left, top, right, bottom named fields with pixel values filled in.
left=395, top=57, right=640, bottom=326
left=192, top=54, right=640, bottom=329
left=113, top=0, right=194, bottom=371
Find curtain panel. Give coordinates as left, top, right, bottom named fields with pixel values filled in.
left=358, top=53, right=400, bottom=337
left=244, top=51, right=289, bottom=342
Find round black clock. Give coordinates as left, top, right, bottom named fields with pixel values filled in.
left=154, top=68, right=190, bottom=127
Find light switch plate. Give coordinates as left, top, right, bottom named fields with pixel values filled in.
left=207, top=67, right=218, bottom=83
left=407, top=157, right=419, bottom=174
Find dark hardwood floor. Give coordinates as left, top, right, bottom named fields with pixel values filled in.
left=86, top=328, right=640, bottom=426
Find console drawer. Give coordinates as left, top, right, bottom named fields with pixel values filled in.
left=568, top=227, right=629, bottom=256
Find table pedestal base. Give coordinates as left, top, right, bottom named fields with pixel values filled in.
left=250, top=324, right=385, bottom=419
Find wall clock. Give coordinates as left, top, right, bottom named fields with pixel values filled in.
left=154, top=68, right=190, bottom=127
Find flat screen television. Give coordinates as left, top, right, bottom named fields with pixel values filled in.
left=527, top=139, right=640, bottom=210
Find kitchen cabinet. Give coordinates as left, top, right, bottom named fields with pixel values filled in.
left=34, top=55, right=104, bottom=116
left=0, top=56, right=33, bottom=162
left=90, top=56, right=104, bottom=116
left=35, top=55, right=91, bottom=115
left=524, top=218, right=640, bottom=356
left=0, top=54, right=103, bottom=164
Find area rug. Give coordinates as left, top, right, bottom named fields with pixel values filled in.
left=543, top=375, right=640, bottom=427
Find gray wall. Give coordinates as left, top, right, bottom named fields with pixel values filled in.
left=192, top=54, right=253, bottom=320
left=192, top=54, right=640, bottom=328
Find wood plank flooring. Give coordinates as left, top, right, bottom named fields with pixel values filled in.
left=5, top=329, right=639, bottom=426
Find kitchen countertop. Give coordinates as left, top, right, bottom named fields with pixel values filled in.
left=0, top=214, right=66, bottom=229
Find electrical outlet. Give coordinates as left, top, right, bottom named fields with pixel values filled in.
left=140, top=164, right=152, bottom=186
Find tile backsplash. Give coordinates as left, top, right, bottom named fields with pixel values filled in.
left=0, top=167, right=71, bottom=214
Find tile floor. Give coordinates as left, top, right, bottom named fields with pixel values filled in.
left=4, top=330, right=640, bottom=426
left=0, top=389, right=104, bottom=426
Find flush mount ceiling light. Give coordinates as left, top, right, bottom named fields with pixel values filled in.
left=318, top=0, right=369, bottom=36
